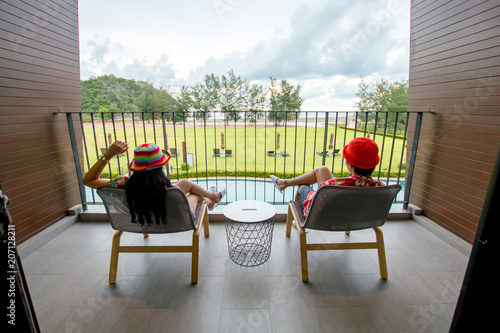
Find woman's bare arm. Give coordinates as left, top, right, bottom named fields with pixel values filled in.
left=82, top=141, right=129, bottom=189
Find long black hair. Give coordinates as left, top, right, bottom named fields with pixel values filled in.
left=125, top=168, right=173, bottom=225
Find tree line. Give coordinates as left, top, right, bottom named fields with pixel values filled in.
left=80, top=72, right=408, bottom=128
left=355, top=77, right=409, bottom=132
left=80, top=71, right=304, bottom=124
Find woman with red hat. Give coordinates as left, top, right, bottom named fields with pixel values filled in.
left=270, top=137, right=384, bottom=217
left=83, top=141, right=226, bottom=225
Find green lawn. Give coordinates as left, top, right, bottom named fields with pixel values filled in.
left=82, top=121, right=406, bottom=179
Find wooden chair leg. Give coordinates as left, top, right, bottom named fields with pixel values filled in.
left=373, top=227, right=388, bottom=279
left=191, top=231, right=200, bottom=284
left=286, top=203, right=294, bottom=237
left=191, top=207, right=206, bottom=284
left=297, top=224, right=309, bottom=282
left=109, top=230, right=123, bottom=284
left=202, top=205, right=210, bottom=238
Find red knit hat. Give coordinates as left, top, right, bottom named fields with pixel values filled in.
left=342, top=137, right=380, bottom=169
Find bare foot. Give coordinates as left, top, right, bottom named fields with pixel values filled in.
left=276, top=178, right=287, bottom=192
left=212, top=191, right=222, bottom=204
left=205, top=198, right=215, bottom=210
left=205, top=190, right=224, bottom=211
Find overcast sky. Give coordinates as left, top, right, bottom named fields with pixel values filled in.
left=78, top=0, right=410, bottom=111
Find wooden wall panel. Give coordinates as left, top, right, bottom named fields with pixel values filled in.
left=408, top=0, right=500, bottom=243
left=0, top=0, right=82, bottom=244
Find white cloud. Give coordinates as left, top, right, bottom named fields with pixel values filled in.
left=78, top=0, right=409, bottom=110
left=79, top=37, right=177, bottom=87
left=300, top=75, right=362, bottom=111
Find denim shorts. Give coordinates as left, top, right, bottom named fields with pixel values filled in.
left=299, top=185, right=314, bottom=209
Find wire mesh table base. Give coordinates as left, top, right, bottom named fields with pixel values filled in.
left=224, top=218, right=275, bottom=267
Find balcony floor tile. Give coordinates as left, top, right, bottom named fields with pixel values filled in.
left=21, top=220, right=469, bottom=333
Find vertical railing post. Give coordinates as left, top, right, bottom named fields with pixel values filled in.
left=321, top=112, right=329, bottom=166
left=162, top=112, right=169, bottom=178
left=66, top=113, right=87, bottom=211
left=403, top=111, right=423, bottom=210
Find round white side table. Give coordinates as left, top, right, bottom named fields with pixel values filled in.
left=222, top=200, right=277, bottom=266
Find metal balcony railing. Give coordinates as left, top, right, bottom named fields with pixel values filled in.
left=65, top=110, right=422, bottom=210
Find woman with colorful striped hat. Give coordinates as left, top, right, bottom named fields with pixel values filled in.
left=83, top=141, right=226, bottom=225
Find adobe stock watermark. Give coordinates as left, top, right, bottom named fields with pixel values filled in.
left=340, top=0, right=402, bottom=61
left=235, top=272, right=298, bottom=333
left=62, top=279, right=133, bottom=333
left=213, top=0, right=245, bottom=21
left=6, top=225, right=17, bottom=327
left=6, top=0, right=66, bottom=53
left=235, top=251, right=331, bottom=333
left=416, top=74, right=498, bottom=158
left=407, top=276, right=462, bottom=333
left=50, top=153, right=78, bottom=183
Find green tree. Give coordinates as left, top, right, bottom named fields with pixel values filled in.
left=81, top=75, right=143, bottom=116
left=136, top=82, right=177, bottom=121
left=168, top=85, right=193, bottom=123
left=219, top=70, right=246, bottom=123
left=136, top=82, right=157, bottom=120
left=193, top=74, right=220, bottom=124
left=354, top=77, right=408, bottom=132
left=246, top=83, right=266, bottom=124
left=267, top=77, right=303, bottom=124
left=99, top=102, right=119, bottom=120
left=167, top=70, right=301, bottom=125
left=81, top=75, right=180, bottom=123
left=174, top=70, right=267, bottom=124
left=81, top=77, right=106, bottom=111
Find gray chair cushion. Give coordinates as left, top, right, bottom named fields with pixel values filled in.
left=298, top=184, right=401, bottom=231
left=97, top=187, right=199, bottom=234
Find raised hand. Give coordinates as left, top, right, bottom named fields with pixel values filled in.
left=105, top=141, right=129, bottom=158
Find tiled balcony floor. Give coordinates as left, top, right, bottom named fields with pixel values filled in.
left=21, top=218, right=470, bottom=333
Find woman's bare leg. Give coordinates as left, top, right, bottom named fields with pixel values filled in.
left=276, top=166, right=334, bottom=191
left=187, top=193, right=203, bottom=213
left=176, top=179, right=221, bottom=208
left=295, top=185, right=306, bottom=204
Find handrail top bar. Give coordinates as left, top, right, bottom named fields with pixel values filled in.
left=62, top=110, right=428, bottom=114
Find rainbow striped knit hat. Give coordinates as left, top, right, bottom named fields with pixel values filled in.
left=128, top=143, right=171, bottom=172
